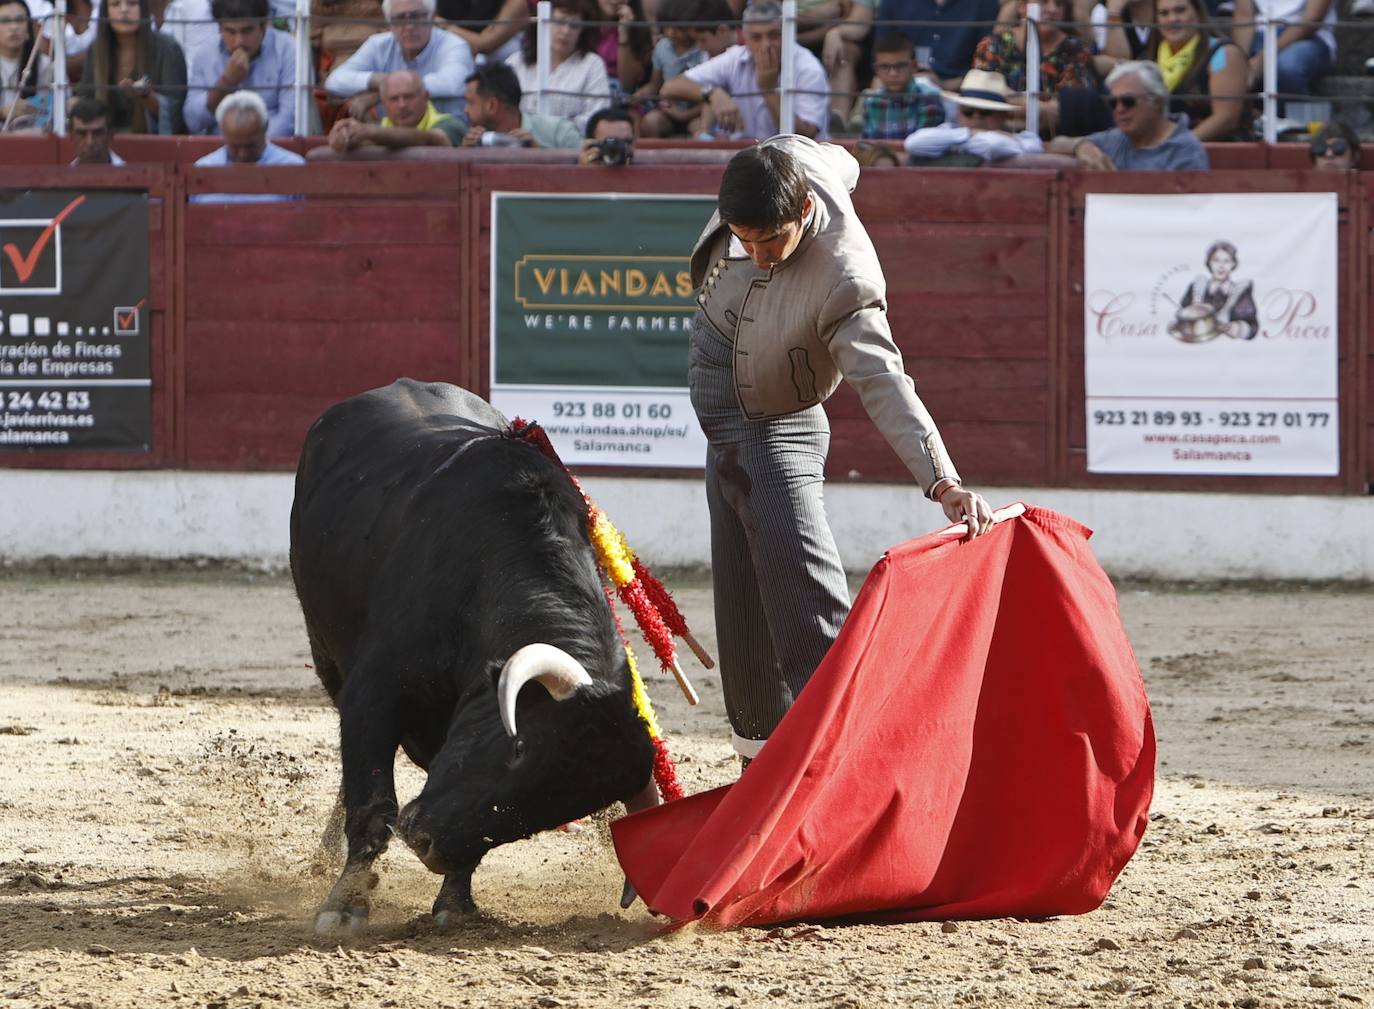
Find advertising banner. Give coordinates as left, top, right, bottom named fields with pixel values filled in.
left=490, top=192, right=714, bottom=468
left=0, top=189, right=151, bottom=452
left=1084, top=193, right=1338, bottom=476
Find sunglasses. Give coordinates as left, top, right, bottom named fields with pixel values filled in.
left=873, top=60, right=913, bottom=72
left=389, top=10, right=429, bottom=24
left=1104, top=94, right=1143, bottom=110
left=1310, top=138, right=1349, bottom=157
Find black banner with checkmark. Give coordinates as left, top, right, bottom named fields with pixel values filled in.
left=0, top=189, right=150, bottom=451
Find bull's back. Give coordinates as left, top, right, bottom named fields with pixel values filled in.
left=289, top=380, right=515, bottom=680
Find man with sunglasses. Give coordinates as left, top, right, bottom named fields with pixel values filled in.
left=324, top=0, right=475, bottom=121
left=1048, top=60, right=1207, bottom=171
left=1308, top=122, right=1359, bottom=172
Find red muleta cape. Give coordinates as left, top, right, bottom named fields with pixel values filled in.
left=610, top=505, right=1155, bottom=927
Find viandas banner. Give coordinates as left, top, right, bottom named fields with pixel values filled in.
left=1084, top=193, right=1338, bottom=476
left=0, top=189, right=151, bottom=452
left=489, top=192, right=713, bottom=468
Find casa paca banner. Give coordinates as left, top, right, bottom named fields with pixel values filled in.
left=0, top=189, right=151, bottom=452
left=1084, top=193, right=1338, bottom=476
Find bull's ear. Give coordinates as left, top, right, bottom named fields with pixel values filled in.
left=484, top=658, right=505, bottom=692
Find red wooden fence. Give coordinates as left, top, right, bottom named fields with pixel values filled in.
left=1, top=149, right=1369, bottom=493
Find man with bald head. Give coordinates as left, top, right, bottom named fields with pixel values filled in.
left=329, top=69, right=468, bottom=152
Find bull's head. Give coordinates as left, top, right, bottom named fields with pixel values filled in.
left=395, top=643, right=654, bottom=876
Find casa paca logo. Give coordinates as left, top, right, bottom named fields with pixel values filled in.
left=1088, top=239, right=1332, bottom=345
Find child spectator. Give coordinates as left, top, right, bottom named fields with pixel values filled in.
left=594, top=0, right=651, bottom=95
left=689, top=0, right=736, bottom=59
left=635, top=0, right=706, bottom=137
left=849, top=31, right=944, bottom=140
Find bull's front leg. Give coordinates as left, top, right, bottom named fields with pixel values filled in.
left=431, top=860, right=481, bottom=931
left=316, top=683, right=402, bottom=935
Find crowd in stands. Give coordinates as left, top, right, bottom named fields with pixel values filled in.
left=2, top=0, right=1368, bottom=170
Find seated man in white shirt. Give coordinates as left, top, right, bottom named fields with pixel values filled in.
left=903, top=69, right=1042, bottom=164
left=659, top=0, right=829, bottom=140
left=324, top=0, right=474, bottom=122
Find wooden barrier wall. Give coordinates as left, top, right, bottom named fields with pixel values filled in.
left=0, top=155, right=1369, bottom=493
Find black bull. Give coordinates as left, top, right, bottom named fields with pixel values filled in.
left=290, top=380, right=657, bottom=933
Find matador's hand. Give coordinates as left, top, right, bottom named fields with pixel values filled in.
left=940, top=486, right=994, bottom=538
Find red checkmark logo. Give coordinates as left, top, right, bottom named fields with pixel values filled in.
left=116, top=299, right=145, bottom=332
left=2, top=194, right=86, bottom=285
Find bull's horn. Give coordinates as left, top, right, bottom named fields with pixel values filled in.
left=497, top=643, right=593, bottom=737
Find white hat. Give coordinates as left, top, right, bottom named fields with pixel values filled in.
left=941, top=69, right=1018, bottom=113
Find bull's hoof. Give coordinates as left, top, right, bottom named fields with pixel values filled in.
left=432, top=908, right=465, bottom=932
left=315, top=904, right=369, bottom=935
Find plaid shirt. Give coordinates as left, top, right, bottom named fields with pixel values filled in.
left=859, top=78, right=946, bottom=140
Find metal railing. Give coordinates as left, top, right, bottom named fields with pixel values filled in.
left=6, top=1, right=1368, bottom=142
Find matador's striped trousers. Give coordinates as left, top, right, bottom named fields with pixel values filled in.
left=687, top=311, right=852, bottom=759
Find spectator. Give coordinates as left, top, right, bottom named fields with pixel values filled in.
left=852, top=138, right=901, bottom=164
left=2, top=0, right=50, bottom=129
left=184, top=0, right=303, bottom=136
left=311, top=0, right=386, bottom=72
left=79, top=0, right=188, bottom=133
left=635, top=0, right=706, bottom=137
left=661, top=0, right=828, bottom=139
left=461, top=61, right=583, bottom=146
left=25, top=0, right=97, bottom=80
left=195, top=88, right=304, bottom=162
left=1308, top=121, right=1359, bottom=171
left=329, top=68, right=466, bottom=149
left=1142, top=0, right=1248, bottom=140
left=1231, top=0, right=1334, bottom=103
left=326, top=0, right=475, bottom=121
left=794, top=0, right=872, bottom=125
left=904, top=68, right=1042, bottom=161
left=579, top=102, right=635, bottom=161
left=505, top=0, right=610, bottom=132
left=876, top=0, right=999, bottom=87
left=1097, top=0, right=1153, bottom=63
left=160, top=0, right=218, bottom=78
left=849, top=30, right=944, bottom=139
left=689, top=0, right=736, bottom=59
left=972, top=0, right=1097, bottom=98
left=435, top=0, right=527, bottom=64
left=594, top=0, right=651, bottom=95
left=69, top=97, right=126, bottom=162
left=1047, top=60, right=1209, bottom=169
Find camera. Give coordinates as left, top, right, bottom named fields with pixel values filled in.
left=596, top=136, right=632, bottom=166
left=480, top=131, right=524, bottom=147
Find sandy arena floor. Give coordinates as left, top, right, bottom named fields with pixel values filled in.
left=0, top=566, right=1370, bottom=1008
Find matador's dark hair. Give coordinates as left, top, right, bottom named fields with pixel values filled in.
left=717, top=145, right=809, bottom=232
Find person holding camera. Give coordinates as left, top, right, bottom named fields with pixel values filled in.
left=579, top=104, right=635, bottom=164
left=460, top=62, right=583, bottom=148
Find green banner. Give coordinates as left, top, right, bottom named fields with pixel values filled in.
left=492, top=193, right=715, bottom=388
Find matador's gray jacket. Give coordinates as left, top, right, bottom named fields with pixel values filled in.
left=690, top=133, right=959, bottom=498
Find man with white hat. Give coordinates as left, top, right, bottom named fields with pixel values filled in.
left=903, top=68, right=1042, bottom=163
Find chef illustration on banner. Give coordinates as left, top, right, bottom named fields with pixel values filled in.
left=1084, top=193, right=1339, bottom=477
left=1169, top=240, right=1257, bottom=343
